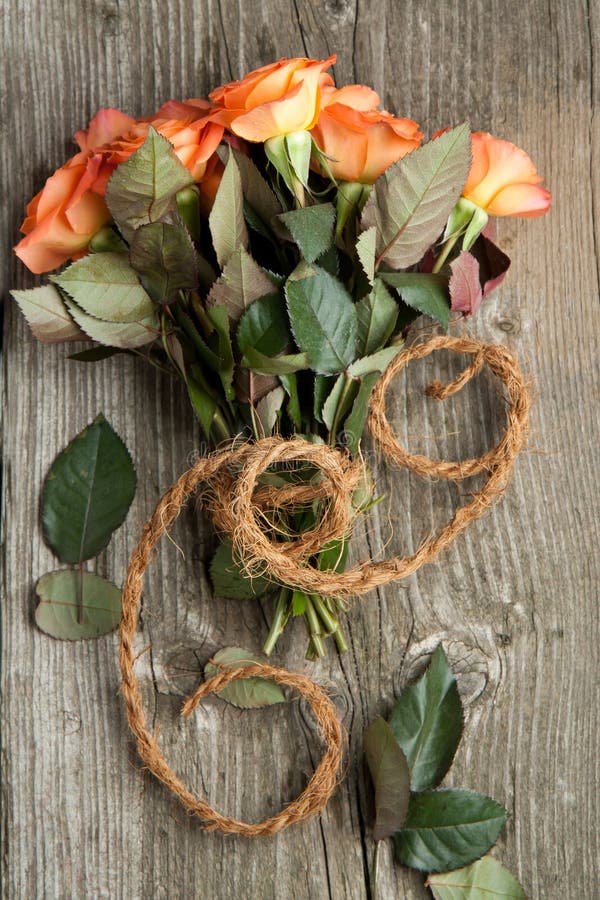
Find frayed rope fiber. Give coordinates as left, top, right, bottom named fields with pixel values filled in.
left=119, top=335, right=530, bottom=835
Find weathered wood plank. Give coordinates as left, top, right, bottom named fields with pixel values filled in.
left=1, top=1, right=599, bottom=898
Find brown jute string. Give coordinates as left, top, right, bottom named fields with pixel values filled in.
left=118, top=335, right=530, bottom=835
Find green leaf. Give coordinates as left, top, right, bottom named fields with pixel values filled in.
left=317, top=537, right=348, bottom=572
left=395, top=790, right=508, bottom=873
left=209, top=151, right=248, bottom=268
left=347, top=344, right=403, bottom=377
left=106, top=126, right=193, bottom=240
left=255, top=386, right=285, bottom=435
left=53, top=253, right=155, bottom=323
left=41, top=414, right=136, bottom=564
left=278, top=203, right=336, bottom=263
left=35, top=571, right=122, bottom=640
left=356, top=280, right=398, bottom=354
left=63, top=296, right=158, bottom=349
left=364, top=717, right=411, bottom=841
left=389, top=645, right=464, bottom=791
left=380, top=272, right=450, bottom=331
left=205, top=647, right=285, bottom=709
left=362, top=124, right=471, bottom=269
left=291, top=589, right=308, bottom=616
left=313, top=374, right=333, bottom=423
left=280, top=374, right=302, bottom=429
left=356, top=226, right=377, bottom=284
left=285, top=264, right=358, bottom=374
left=241, top=347, right=309, bottom=375
left=129, top=222, right=198, bottom=304
left=210, top=541, right=270, bottom=600
left=237, top=292, right=289, bottom=357
left=68, top=347, right=128, bottom=362
left=207, top=305, right=235, bottom=402
left=187, top=377, right=217, bottom=439
left=321, top=374, right=358, bottom=432
left=208, top=247, right=274, bottom=322
left=11, top=285, right=84, bottom=343
left=343, top=371, right=380, bottom=454
left=426, top=856, right=527, bottom=899
left=233, top=149, right=283, bottom=233
left=285, top=130, right=312, bottom=184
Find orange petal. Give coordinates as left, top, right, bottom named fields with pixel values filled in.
left=486, top=182, right=552, bottom=217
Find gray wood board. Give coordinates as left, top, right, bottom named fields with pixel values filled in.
left=1, top=1, right=598, bottom=897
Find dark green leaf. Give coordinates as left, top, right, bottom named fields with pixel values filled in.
left=68, top=347, right=128, bottom=362
left=426, top=856, right=527, bottom=899
left=129, top=222, right=198, bottom=304
left=313, top=374, right=334, bottom=423
left=321, top=374, right=358, bottom=432
left=62, top=296, right=158, bottom=349
left=317, top=538, right=348, bottom=572
left=106, top=126, right=193, bottom=240
left=356, top=280, right=398, bottom=354
left=395, top=790, right=508, bottom=873
left=233, top=149, right=284, bottom=233
left=42, top=414, right=136, bottom=564
left=343, top=372, right=380, bottom=454
left=286, top=264, right=358, bottom=374
left=205, top=647, right=285, bottom=709
left=237, top=292, right=289, bottom=357
left=291, top=589, right=308, bottom=616
left=207, top=305, right=235, bottom=401
left=280, top=374, right=302, bottom=429
left=380, top=272, right=450, bottom=331
left=53, top=253, right=155, bottom=323
left=187, top=378, right=217, bottom=439
left=209, top=151, right=248, bottom=268
left=208, top=247, right=274, bottom=322
left=362, top=124, right=471, bottom=269
left=210, top=541, right=271, bottom=600
left=11, top=284, right=84, bottom=343
left=241, top=347, right=309, bottom=375
left=364, top=716, right=411, bottom=841
left=35, top=570, right=121, bottom=640
left=278, top=203, right=336, bottom=263
left=388, top=645, right=463, bottom=791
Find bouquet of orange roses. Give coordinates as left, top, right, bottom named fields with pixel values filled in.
left=12, top=55, right=550, bottom=657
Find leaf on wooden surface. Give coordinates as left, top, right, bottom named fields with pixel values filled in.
left=388, top=645, right=463, bottom=791
left=210, top=541, right=271, bottom=600
left=426, top=855, right=527, bottom=899
left=285, top=263, right=358, bottom=374
left=11, top=284, right=84, bottom=343
left=362, top=124, right=471, bottom=269
left=207, top=247, right=274, bottom=322
left=68, top=346, right=128, bottom=362
left=449, top=251, right=483, bottom=316
left=356, top=280, right=398, bottom=354
left=364, top=716, right=411, bottom=841
left=380, top=272, right=450, bottom=331
left=35, top=570, right=121, bottom=640
left=41, top=414, right=136, bottom=564
left=53, top=253, right=155, bottom=323
left=278, top=203, right=336, bottom=263
left=129, top=221, right=198, bottom=303
left=106, top=126, right=193, bottom=239
left=395, top=789, right=508, bottom=873
left=63, top=296, right=158, bottom=349
left=205, top=647, right=285, bottom=709
left=209, top=151, right=248, bottom=268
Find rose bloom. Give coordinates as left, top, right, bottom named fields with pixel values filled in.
left=462, top=132, right=551, bottom=217
left=310, top=84, right=423, bottom=183
left=209, top=55, right=336, bottom=142
left=15, top=103, right=224, bottom=274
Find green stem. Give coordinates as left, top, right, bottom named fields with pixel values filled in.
left=372, top=841, right=381, bottom=900
left=333, top=625, right=349, bottom=654
left=311, top=593, right=338, bottom=634
left=304, top=595, right=322, bottom=636
left=431, top=232, right=460, bottom=274
left=263, top=588, right=291, bottom=656
left=77, top=561, right=84, bottom=626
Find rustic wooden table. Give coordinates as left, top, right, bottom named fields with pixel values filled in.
left=2, top=2, right=599, bottom=898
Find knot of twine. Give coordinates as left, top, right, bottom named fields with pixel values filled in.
left=119, top=335, right=530, bottom=836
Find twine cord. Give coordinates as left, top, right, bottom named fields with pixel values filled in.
left=118, top=335, right=530, bottom=836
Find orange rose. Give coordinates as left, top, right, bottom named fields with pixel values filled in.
left=15, top=104, right=224, bottom=274
left=311, top=85, right=423, bottom=183
left=14, top=108, right=136, bottom=274
left=209, top=55, right=336, bottom=142
left=462, top=132, right=551, bottom=217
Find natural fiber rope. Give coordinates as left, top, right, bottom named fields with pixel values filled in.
left=118, top=335, right=530, bottom=835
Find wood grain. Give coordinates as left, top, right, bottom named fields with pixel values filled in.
left=2, top=1, right=599, bottom=897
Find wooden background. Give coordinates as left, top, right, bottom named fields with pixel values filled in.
left=2, top=1, right=599, bottom=897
